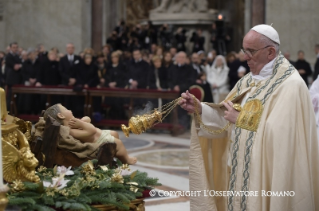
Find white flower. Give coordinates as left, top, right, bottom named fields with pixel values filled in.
left=57, top=166, right=74, bottom=176
left=120, top=169, right=131, bottom=176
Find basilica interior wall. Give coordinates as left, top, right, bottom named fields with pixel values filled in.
left=266, top=0, right=319, bottom=66
left=1, top=0, right=91, bottom=53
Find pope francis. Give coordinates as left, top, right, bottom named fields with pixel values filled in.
left=179, top=24, right=319, bottom=211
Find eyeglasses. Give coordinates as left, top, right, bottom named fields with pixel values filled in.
left=241, top=45, right=272, bottom=58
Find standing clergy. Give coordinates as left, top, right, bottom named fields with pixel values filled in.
left=179, top=24, right=319, bottom=211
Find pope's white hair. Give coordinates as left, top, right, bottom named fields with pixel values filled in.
left=259, top=34, right=279, bottom=55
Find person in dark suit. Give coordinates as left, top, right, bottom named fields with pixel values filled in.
left=313, top=44, right=319, bottom=81
left=190, top=52, right=204, bottom=79
left=294, top=50, right=312, bottom=87
left=127, top=49, right=151, bottom=89
left=73, top=53, right=100, bottom=116
left=227, top=52, right=242, bottom=90
left=168, top=51, right=195, bottom=131
left=36, top=50, right=61, bottom=110
left=5, top=42, right=23, bottom=108
left=106, top=51, right=128, bottom=89
left=104, top=51, right=128, bottom=119
left=59, top=43, right=81, bottom=86
left=175, top=27, right=187, bottom=52
left=20, top=50, right=41, bottom=114
left=168, top=52, right=195, bottom=93
left=59, top=43, right=81, bottom=110
left=148, top=55, right=168, bottom=90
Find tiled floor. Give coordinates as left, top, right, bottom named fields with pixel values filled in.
left=119, top=130, right=191, bottom=211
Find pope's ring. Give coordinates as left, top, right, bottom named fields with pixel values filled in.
left=233, top=103, right=242, bottom=112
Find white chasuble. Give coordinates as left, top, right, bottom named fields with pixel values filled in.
left=189, top=53, right=319, bottom=211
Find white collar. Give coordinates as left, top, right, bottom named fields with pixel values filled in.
left=251, top=57, right=277, bottom=82
left=317, top=53, right=319, bottom=58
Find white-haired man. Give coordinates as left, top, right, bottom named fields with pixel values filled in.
left=179, top=25, right=318, bottom=211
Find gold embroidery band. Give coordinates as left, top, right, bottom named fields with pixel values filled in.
left=235, top=99, right=263, bottom=132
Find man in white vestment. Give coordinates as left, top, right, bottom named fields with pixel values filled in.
left=179, top=24, right=319, bottom=211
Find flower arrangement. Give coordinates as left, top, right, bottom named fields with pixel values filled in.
left=7, top=160, right=160, bottom=211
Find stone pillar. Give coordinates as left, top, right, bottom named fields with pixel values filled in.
left=251, top=0, right=265, bottom=26
left=91, top=0, right=103, bottom=52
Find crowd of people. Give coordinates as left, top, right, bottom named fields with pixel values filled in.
left=1, top=21, right=318, bottom=130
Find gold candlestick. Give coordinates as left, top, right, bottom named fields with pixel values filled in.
left=0, top=185, right=9, bottom=211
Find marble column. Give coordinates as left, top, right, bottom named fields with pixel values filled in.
left=91, top=0, right=103, bottom=52
left=251, top=0, right=265, bottom=26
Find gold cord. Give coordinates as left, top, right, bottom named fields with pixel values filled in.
left=192, top=95, right=231, bottom=134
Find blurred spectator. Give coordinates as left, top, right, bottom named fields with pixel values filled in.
left=206, top=50, right=217, bottom=67
left=141, top=49, right=151, bottom=64
left=163, top=52, right=173, bottom=69
left=168, top=51, right=194, bottom=93
left=73, top=53, right=100, bottom=116
left=22, top=50, right=40, bottom=86
left=237, top=51, right=250, bottom=78
left=155, top=46, right=164, bottom=59
left=36, top=44, right=48, bottom=63
left=169, top=47, right=177, bottom=61
left=36, top=50, right=61, bottom=86
left=197, top=51, right=206, bottom=65
left=122, top=50, right=132, bottom=66
left=114, top=20, right=128, bottom=37
left=190, top=52, right=204, bottom=78
left=127, top=49, right=151, bottom=89
left=210, top=23, right=218, bottom=49
left=227, top=52, right=242, bottom=90
left=168, top=51, right=194, bottom=130
left=107, top=51, right=127, bottom=89
left=150, top=44, right=157, bottom=55
left=141, top=21, right=158, bottom=50
left=106, top=31, right=121, bottom=51
left=149, top=55, right=168, bottom=90
left=105, top=51, right=128, bottom=119
left=195, top=72, right=213, bottom=102
left=159, top=24, right=172, bottom=50
left=206, top=55, right=229, bottom=103
left=313, top=44, right=319, bottom=81
left=96, top=52, right=108, bottom=88
left=20, top=50, right=41, bottom=114
left=130, top=24, right=144, bottom=48
left=59, top=43, right=81, bottom=86
left=102, top=44, right=111, bottom=63
left=51, top=47, right=59, bottom=55
left=294, top=50, right=312, bottom=87
left=20, top=50, right=28, bottom=62
left=5, top=42, right=23, bottom=108
left=175, top=27, right=187, bottom=52
left=190, top=29, right=205, bottom=53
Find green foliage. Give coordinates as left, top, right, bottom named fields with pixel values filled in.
left=8, top=160, right=161, bottom=211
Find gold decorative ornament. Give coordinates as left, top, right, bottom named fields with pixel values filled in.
left=111, top=173, right=124, bottom=184
left=0, top=185, right=9, bottom=211
left=233, top=104, right=242, bottom=112
left=10, top=180, right=25, bottom=193
left=81, top=160, right=95, bottom=176
left=2, top=140, right=40, bottom=183
left=236, top=99, right=263, bottom=132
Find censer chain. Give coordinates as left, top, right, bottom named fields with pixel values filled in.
left=151, top=96, right=231, bottom=135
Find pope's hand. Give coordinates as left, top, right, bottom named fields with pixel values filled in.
left=222, top=101, right=239, bottom=124
left=178, top=90, right=201, bottom=114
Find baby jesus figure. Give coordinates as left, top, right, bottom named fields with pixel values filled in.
left=43, top=104, right=137, bottom=165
